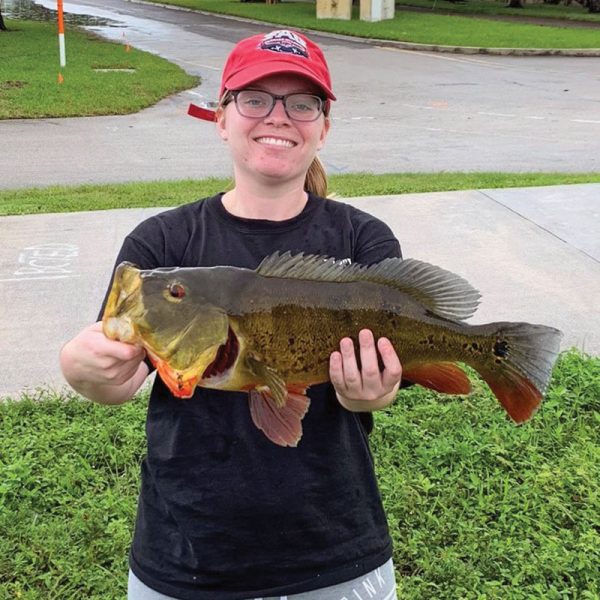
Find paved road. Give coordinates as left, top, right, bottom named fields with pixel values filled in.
left=1, top=2, right=599, bottom=399
left=1, top=0, right=600, bottom=189
left=2, top=184, right=599, bottom=399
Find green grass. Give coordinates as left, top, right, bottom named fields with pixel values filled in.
left=397, top=0, right=600, bottom=23
left=141, top=0, right=600, bottom=48
left=1, top=172, right=599, bottom=216
left=1, top=350, right=598, bottom=598
left=0, top=19, right=199, bottom=119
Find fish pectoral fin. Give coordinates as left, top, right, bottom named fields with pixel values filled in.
left=249, top=388, right=311, bottom=447
left=154, top=358, right=199, bottom=399
left=246, top=357, right=287, bottom=408
left=403, top=362, right=472, bottom=395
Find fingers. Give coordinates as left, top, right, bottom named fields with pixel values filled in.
left=377, top=336, right=402, bottom=390
left=329, top=329, right=402, bottom=408
left=358, top=329, right=382, bottom=395
left=61, top=322, right=146, bottom=387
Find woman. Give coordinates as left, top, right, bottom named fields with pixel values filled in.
left=60, top=29, right=402, bottom=600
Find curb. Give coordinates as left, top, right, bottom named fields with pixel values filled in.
left=126, top=0, right=600, bottom=57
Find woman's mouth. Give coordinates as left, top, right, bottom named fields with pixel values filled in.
left=255, top=136, right=296, bottom=148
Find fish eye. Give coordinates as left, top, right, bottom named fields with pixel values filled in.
left=165, top=282, right=186, bottom=302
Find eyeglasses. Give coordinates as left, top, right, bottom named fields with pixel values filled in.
left=227, top=89, right=325, bottom=122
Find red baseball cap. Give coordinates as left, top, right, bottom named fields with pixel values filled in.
left=188, top=29, right=335, bottom=122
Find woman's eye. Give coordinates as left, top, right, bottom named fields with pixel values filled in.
left=293, top=103, right=311, bottom=112
left=244, top=97, right=266, bottom=107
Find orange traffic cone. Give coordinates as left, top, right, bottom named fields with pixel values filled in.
left=58, top=72, right=64, bottom=84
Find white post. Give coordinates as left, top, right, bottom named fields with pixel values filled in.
left=360, top=0, right=395, bottom=22
left=58, top=33, right=66, bottom=67
left=57, top=0, right=66, bottom=67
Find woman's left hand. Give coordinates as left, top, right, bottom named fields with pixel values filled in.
left=329, top=329, right=402, bottom=412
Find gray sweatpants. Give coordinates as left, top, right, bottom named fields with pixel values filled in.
left=128, top=559, right=397, bottom=600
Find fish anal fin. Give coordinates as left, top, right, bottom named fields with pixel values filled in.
left=154, top=359, right=199, bottom=399
left=403, top=361, right=472, bottom=395
left=480, top=368, right=542, bottom=424
left=249, top=388, right=311, bottom=447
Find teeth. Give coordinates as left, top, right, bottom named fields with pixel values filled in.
left=256, top=137, right=295, bottom=148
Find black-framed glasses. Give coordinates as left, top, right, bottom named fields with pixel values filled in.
left=228, top=89, right=325, bottom=122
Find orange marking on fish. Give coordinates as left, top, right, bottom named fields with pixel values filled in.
left=402, top=362, right=471, bottom=395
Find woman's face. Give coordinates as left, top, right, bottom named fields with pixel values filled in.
left=216, top=74, right=330, bottom=187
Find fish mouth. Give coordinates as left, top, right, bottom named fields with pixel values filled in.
left=102, top=263, right=144, bottom=343
left=201, top=326, right=239, bottom=384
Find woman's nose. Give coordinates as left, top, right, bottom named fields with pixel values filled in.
left=264, top=98, right=291, bottom=124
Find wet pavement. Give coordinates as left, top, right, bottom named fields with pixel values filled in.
left=1, top=0, right=600, bottom=188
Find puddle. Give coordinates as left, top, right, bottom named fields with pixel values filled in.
left=2, top=0, right=121, bottom=27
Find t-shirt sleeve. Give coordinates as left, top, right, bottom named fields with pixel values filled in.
left=350, top=211, right=402, bottom=265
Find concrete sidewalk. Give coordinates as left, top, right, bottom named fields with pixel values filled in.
left=1, top=183, right=598, bottom=399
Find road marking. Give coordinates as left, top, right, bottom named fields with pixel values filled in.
left=0, top=275, right=80, bottom=282
left=12, top=242, right=79, bottom=278
left=376, top=46, right=511, bottom=69
left=571, top=119, right=600, bottom=124
left=478, top=111, right=516, bottom=117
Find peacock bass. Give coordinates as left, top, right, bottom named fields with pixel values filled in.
left=102, top=252, right=562, bottom=447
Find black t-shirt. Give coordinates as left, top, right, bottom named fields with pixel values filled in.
left=103, top=193, right=402, bottom=599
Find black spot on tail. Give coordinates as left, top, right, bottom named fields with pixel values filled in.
left=493, top=339, right=510, bottom=358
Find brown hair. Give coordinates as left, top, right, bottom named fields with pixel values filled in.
left=305, top=156, right=328, bottom=198
left=217, top=92, right=330, bottom=199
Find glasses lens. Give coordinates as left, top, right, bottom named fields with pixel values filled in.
left=285, top=94, right=323, bottom=122
left=234, top=90, right=272, bottom=118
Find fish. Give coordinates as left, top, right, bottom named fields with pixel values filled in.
left=102, top=252, right=562, bottom=447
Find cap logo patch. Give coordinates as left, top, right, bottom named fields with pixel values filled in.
left=260, top=30, right=309, bottom=59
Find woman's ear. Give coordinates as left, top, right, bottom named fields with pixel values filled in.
left=316, top=116, right=330, bottom=151
left=216, top=108, right=228, bottom=141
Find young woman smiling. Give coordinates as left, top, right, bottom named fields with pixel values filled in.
left=60, top=29, right=402, bottom=600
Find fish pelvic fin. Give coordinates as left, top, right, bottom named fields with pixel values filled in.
left=249, top=387, right=310, bottom=447
left=402, top=362, right=472, bottom=395
left=246, top=356, right=287, bottom=408
left=256, top=251, right=481, bottom=322
left=474, top=322, right=563, bottom=423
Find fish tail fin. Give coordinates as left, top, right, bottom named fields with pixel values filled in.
left=475, top=322, right=562, bottom=423
left=249, top=386, right=310, bottom=447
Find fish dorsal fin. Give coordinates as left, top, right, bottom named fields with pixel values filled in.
left=256, top=251, right=481, bottom=322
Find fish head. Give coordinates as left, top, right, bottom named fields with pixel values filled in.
left=102, top=263, right=233, bottom=395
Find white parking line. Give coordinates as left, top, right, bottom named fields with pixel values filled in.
left=478, top=111, right=516, bottom=117
left=0, top=275, right=80, bottom=282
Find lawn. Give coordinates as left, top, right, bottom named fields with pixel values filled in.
left=0, top=349, right=598, bottom=598
left=140, top=0, right=600, bottom=48
left=0, top=19, right=199, bottom=119
left=2, top=172, right=600, bottom=216
left=396, top=0, right=600, bottom=23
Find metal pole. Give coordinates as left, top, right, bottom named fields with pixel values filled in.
left=57, top=0, right=66, bottom=67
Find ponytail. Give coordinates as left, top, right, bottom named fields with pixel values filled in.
left=304, top=155, right=328, bottom=198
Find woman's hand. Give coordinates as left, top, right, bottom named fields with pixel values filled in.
left=59, top=321, right=148, bottom=404
left=329, top=329, right=402, bottom=412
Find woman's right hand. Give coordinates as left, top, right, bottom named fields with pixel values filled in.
left=59, top=321, right=149, bottom=404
